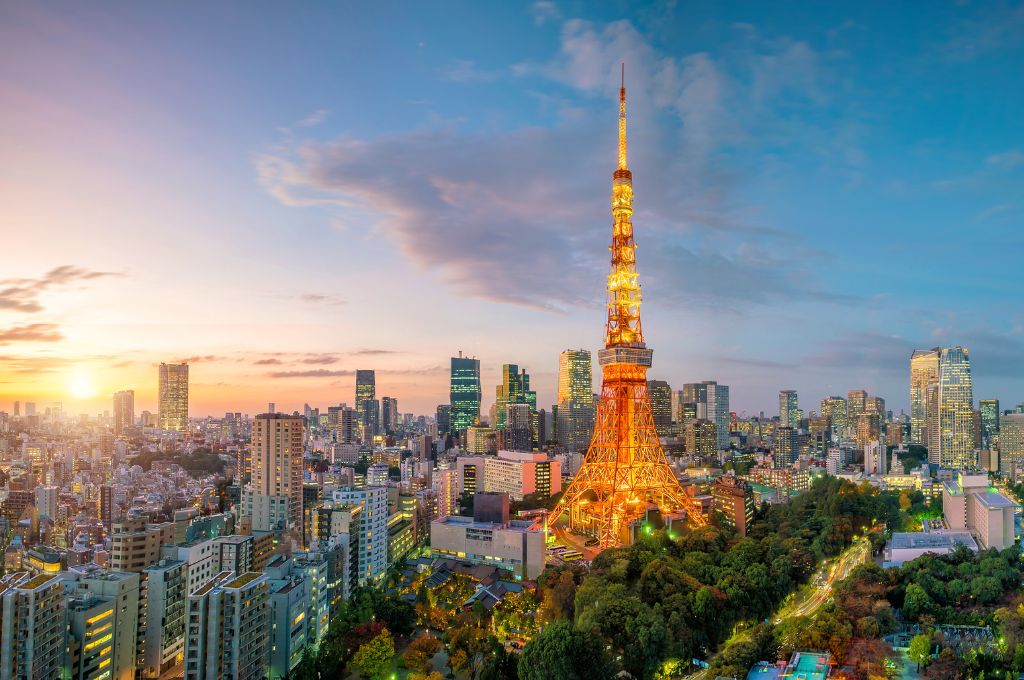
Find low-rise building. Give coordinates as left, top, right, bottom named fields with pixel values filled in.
left=430, top=494, right=545, bottom=580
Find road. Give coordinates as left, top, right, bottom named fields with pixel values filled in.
left=685, top=536, right=872, bottom=679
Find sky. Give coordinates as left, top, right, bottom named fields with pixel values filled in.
left=1, top=1, right=1023, bottom=418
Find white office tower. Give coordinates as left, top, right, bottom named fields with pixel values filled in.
left=331, top=486, right=388, bottom=584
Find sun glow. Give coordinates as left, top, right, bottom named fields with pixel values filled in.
left=68, top=369, right=97, bottom=399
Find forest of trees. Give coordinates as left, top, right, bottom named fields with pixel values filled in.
left=521, top=476, right=897, bottom=679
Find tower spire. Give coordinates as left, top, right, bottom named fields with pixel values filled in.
left=618, top=62, right=627, bottom=170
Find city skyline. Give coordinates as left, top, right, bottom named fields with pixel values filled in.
left=3, top=1, right=1024, bottom=416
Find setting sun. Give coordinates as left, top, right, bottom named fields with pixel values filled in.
left=67, top=369, right=97, bottom=399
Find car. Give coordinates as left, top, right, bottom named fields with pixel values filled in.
left=584, top=538, right=599, bottom=547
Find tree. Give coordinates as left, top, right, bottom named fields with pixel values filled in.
left=518, top=621, right=611, bottom=680
left=903, top=584, right=935, bottom=621
left=908, top=633, right=931, bottom=672
left=405, top=632, right=442, bottom=674
left=922, top=648, right=966, bottom=680
left=352, top=628, right=395, bottom=680
left=448, top=626, right=495, bottom=680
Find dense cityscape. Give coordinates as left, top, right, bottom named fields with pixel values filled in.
left=3, top=2, right=1024, bottom=680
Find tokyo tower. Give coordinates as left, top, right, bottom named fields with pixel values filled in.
left=551, top=66, right=705, bottom=548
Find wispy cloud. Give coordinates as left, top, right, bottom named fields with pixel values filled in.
left=297, top=109, right=328, bottom=127
left=0, top=265, right=121, bottom=313
left=530, top=1, right=560, bottom=26
left=441, top=59, right=501, bottom=83
left=0, top=323, right=63, bottom=344
left=268, top=365, right=444, bottom=379
left=173, top=355, right=223, bottom=364
left=986, top=149, right=1024, bottom=171
left=300, top=293, right=345, bottom=306
left=260, top=17, right=854, bottom=313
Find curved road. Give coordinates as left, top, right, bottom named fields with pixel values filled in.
left=685, top=536, right=871, bottom=679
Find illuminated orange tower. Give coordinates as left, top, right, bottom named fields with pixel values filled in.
left=552, top=66, right=704, bottom=548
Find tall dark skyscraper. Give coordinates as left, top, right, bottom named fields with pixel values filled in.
left=980, top=399, right=1000, bottom=446
left=436, top=404, right=451, bottom=438
left=355, top=369, right=376, bottom=431
left=450, top=354, right=481, bottom=440
left=381, top=396, right=397, bottom=435
left=647, top=380, right=672, bottom=437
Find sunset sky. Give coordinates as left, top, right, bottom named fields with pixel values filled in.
left=2, top=1, right=1023, bottom=417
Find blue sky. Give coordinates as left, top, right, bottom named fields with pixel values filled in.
left=1, top=1, right=1023, bottom=416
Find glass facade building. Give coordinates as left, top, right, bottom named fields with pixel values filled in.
left=450, top=355, right=481, bottom=439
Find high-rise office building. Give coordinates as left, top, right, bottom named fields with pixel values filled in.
left=495, top=364, right=529, bottom=430
left=354, top=369, right=375, bottom=428
left=820, top=396, right=847, bottom=440
left=685, top=419, right=718, bottom=464
left=675, top=399, right=698, bottom=437
left=435, top=405, right=451, bottom=438
left=647, top=380, right=673, bottom=437
left=856, top=413, right=881, bottom=447
left=248, top=413, right=305, bottom=536
left=158, top=363, right=189, bottom=432
left=933, top=346, right=976, bottom=469
left=910, top=348, right=941, bottom=445
left=684, top=381, right=730, bottom=449
left=557, top=349, right=595, bottom=453
left=846, top=390, right=868, bottom=433
left=774, top=426, right=798, bottom=467
left=980, top=399, right=1000, bottom=447
left=504, top=403, right=533, bottom=452
left=113, top=389, right=134, bottom=434
left=381, top=396, right=398, bottom=435
left=779, top=390, right=799, bottom=429
left=867, top=396, right=886, bottom=421
left=450, top=355, right=481, bottom=440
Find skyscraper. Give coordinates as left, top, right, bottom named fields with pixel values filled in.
left=354, top=370, right=375, bottom=430
left=910, top=348, right=941, bottom=445
left=158, top=363, right=189, bottom=432
left=935, top=346, right=976, bottom=469
left=450, top=354, right=481, bottom=440
left=113, top=389, right=135, bottom=434
left=647, top=380, right=673, bottom=437
left=846, top=389, right=868, bottom=433
left=779, top=390, right=798, bottom=429
left=980, top=399, right=1000, bottom=446
left=248, top=413, right=305, bottom=536
left=682, top=381, right=730, bottom=449
left=504, top=403, right=533, bottom=452
left=495, top=364, right=535, bottom=430
left=557, top=349, right=595, bottom=453
left=820, top=396, right=847, bottom=440
left=380, top=396, right=398, bottom=435
left=435, top=404, right=451, bottom=439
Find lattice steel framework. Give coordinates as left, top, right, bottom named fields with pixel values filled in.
left=551, top=66, right=705, bottom=548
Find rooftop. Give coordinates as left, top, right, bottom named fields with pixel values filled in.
left=225, top=572, right=265, bottom=589
left=975, top=491, right=1017, bottom=509
left=783, top=651, right=830, bottom=680
left=889, top=531, right=978, bottom=551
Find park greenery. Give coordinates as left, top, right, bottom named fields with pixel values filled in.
left=291, top=475, right=1024, bottom=679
